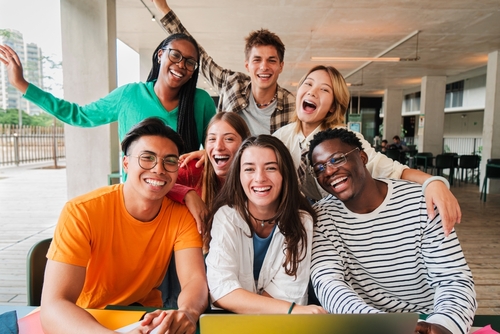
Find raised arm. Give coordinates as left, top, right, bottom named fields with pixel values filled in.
left=0, top=44, right=118, bottom=127
left=152, top=0, right=237, bottom=93
left=0, top=44, right=29, bottom=93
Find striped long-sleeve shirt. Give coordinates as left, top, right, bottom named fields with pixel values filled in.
left=311, top=179, right=477, bottom=334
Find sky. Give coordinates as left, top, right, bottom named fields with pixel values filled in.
left=0, top=0, right=139, bottom=97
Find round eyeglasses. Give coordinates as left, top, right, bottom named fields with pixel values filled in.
left=312, top=147, right=360, bottom=178
left=165, top=48, right=198, bottom=72
left=128, top=152, right=179, bottom=173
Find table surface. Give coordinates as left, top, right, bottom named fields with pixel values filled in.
left=0, top=305, right=495, bottom=333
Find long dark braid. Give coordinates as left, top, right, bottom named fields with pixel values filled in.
left=147, top=33, right=200, bottom=153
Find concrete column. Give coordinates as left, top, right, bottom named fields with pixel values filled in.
left=139, top=48, right=155, bottom=82
left=417, top=76, right=446, bottom=155
left=481, top=50, right=500, bottom=194
left=382, top=89, right=403, bottom=143
left=60, top=0, right=118, bottom=198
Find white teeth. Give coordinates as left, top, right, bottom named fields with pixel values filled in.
left=253, top=186, right=271, bottom=192
left=258, top=74, right=271, bottom=78
left=146, top=179, right=166, bottom=187
left=304, top=99, right=316, bottom=107
left=214, top=155, right=229, bottom=159
left=330, top=177, right=347, bottom=187
left=170, top=70, right=183, bottom=78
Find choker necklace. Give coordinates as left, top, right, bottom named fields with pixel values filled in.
left=256, top=93, right=278, bottom=108
left=248, top=211, right=276, bottom=227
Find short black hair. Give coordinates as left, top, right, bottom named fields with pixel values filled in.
left=308, top=128, right=363, bottom=163
left=393, top=135, right=401, bottom=141
left=121, top=117, right=184, bottom=156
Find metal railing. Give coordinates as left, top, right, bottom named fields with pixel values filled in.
left=403, top=137, right=482, bottom=156
left=0, top=124, right=65, bottom=166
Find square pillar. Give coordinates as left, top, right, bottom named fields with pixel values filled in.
left=61, top=0, right=118, bottom=198
left=417, top=76, right=446, bottom=155
left=383, top=89, right=403, bottom=143
left=481, top=50, right=500, bottom=194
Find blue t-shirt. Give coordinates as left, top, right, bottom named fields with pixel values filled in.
left=253, top=225, right=277, bottom=280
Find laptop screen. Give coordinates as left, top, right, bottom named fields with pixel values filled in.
left=199, top=313, right=419, bottom=334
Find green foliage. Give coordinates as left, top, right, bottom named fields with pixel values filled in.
left=0, top=108, right=63, bottom=127
left=0, top=29, right=13, bottom=38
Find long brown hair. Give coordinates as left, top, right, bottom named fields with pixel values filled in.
left=201, top=112, right=251, bottom=206
left=292, top=65, right=350, bottom=132
left=206, top=135, right=316, bottom=276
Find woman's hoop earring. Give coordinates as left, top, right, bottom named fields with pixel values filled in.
left=158, top=59, right=161, bottom=64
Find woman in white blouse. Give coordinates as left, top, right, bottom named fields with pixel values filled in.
left=204, top=135, right=326, bottom=314
left=273, top=65, right=461, bottom=234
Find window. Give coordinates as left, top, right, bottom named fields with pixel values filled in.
left=445, top=80, right=464, bottom=108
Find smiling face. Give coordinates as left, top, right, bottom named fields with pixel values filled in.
left=311, top=138, right=367, bottom=205
left=206, top=120, right=244, bottom=179
left=296, top=69, right=335, bottom=134
left=157, top=39, right=198, bottom=90
left=123, top=135, right=179, bottom=204
left=240, top=146, right=283, bottom=214
left=245, top=45, right=284, bottom=92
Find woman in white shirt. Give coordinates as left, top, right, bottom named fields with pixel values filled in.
left=273, top=65, right=461, bottom=234
left=205, top=135, right=326, bottom=314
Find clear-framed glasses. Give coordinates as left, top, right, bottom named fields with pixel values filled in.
left=165, top=48, right=198, bottom=72
left=312, top=147, right=360, bottom=178
left=128, top=152, right=179, bottom=173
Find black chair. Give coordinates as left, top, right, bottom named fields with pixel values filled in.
left=26, top=238, right=52, bottom=306
left=458, top=155, right=480, bottom=186
left=415, top=153, right=434, bottom=173
left=435, top=154, right=456, bottom=186
left=385, top=148, right=402, bottom=162
left=480, top=159, right=500, bottom=202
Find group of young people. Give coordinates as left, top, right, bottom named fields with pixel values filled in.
left=0, top=1, right=476, bottom=333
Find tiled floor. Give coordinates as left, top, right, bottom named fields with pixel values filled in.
left=0, top=163, right=499, bottom=315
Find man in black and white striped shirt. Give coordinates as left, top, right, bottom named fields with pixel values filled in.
left=308, top=128, right=476, bottom=334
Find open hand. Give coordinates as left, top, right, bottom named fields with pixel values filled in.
left=0, top=44, right=29, bottom=93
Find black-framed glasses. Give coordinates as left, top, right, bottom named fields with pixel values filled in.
left=128, top=152, right=179, bottom=173
left=312, top=147, right=360, bottom=178
left=165, top=48, right=198, bottom=71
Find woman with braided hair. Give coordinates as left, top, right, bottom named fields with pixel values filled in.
left=0, top=33, right=215, bottom=153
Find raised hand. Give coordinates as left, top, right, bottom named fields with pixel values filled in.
left=0, top=44, right=29, bottom=93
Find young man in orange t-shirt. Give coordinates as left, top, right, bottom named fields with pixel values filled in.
left=41, top=117, right=208, bottom=334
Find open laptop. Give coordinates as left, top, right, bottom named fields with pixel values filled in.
left=199, top=312, right=419, bottom=334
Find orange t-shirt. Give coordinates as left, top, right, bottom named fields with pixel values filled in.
left=47, top=184, right=202, bottom=308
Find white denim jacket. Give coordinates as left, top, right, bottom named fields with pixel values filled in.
left=206, top=205, right=313, bottom=305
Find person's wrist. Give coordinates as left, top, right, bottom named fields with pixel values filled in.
left=421, top=176, right=450, bottom=195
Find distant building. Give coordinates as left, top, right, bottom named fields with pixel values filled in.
left=0, top=29, right=43, bottom=115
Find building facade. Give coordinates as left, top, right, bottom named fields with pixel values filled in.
left=0, top=29, right=43, bottom=115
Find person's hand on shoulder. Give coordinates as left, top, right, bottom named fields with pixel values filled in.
left=424, top=180, right=461, bottom=236
left=415, top=321, right=453, bottom=334
left=180, top=150, right=205, bottom=169
left=184, top=190, right=208, bottom=234
left=0, top=45, right=29, bottom=93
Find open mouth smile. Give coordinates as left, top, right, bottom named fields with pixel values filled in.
left=302, top=99, right=317, bottom=112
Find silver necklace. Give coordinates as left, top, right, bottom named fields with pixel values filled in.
left=248, top=211, right=275, bottom=227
